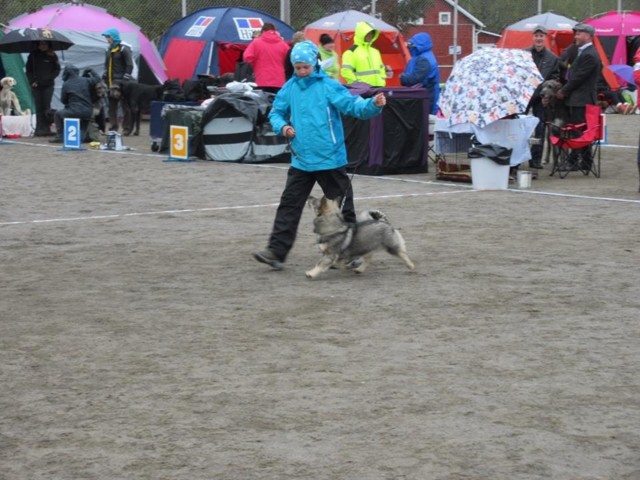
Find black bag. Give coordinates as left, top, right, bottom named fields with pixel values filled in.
left=162, top=78, right=185, bottom=102
left=468, top=142, right=512, bottom=165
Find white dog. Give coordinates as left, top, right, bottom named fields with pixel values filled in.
left=0, top=76, right=31, bottom=116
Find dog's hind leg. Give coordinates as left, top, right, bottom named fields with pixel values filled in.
left=386, top=232, right=415, bottom=271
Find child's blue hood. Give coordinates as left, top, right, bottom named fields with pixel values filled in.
left=102, top=28, right=121, bottom=44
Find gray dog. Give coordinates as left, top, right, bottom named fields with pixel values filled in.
left=305, top=196, right=415, bottom=279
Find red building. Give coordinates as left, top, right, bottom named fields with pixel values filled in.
left=403, top=0, right=498, bottom=81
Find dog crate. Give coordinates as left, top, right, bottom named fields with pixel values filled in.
left=434, top=130, right=474, bottom=183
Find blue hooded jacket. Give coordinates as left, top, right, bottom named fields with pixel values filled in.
left=400, top=33, right=440, bottom=114
left=102, top=28, right=121, bottom=46
left=269, top=41, right=383, bottom=172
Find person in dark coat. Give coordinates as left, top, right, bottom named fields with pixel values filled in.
left=102, top=28, right=133, bottom=134
left=49, top=65, right=100, bottom=143
left=525, top=25, right=560, bottom=169
left=26, top=40, right=60, bottom=136
left=556, top=23, right=602, bottom=170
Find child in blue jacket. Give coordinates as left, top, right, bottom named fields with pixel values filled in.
left=254, top=41, right=386, bottom=270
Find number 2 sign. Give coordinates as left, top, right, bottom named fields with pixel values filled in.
left=63, top=118, right=82, bottom=149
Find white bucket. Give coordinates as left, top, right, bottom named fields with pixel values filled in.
left=470, top=158, right=510, bottom=190
left=106, top=131, right=123, bottom=150
left=517, top=170, right=532, bottom=189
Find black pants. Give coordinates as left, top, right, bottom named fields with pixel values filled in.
left=54, top=106, right=91, bottom=139
left=530, top=101, right=545, bottom=166
left=32, top=85, right=54, bottom=134
left=268, top=166, right=355, bottom=261
left=108, top=96, right=131, bottom=133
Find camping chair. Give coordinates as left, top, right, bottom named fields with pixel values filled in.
left=549, top=104, right=603, bottom=179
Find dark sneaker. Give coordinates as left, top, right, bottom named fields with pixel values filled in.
left=253, top=250, right=284, bottom=270
left=48, top=137, right=63, bottom=144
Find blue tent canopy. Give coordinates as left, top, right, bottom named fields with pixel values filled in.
left=159, top=7, right=294, bottom=82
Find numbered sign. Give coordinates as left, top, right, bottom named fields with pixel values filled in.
left=169, top=125, right=189, bottom=161
left=63, top=118, right=82, bottom=149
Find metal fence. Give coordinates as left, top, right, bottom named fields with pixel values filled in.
left=2, top=0, right=640, bottom=44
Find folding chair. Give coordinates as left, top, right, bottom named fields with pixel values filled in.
left=549, top=104, right=603, bottom=179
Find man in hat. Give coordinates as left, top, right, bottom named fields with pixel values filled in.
left=525, top=24, right=560, bottom=169
left=556, top=23, right=601, bottom=170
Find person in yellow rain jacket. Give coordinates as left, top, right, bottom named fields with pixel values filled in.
left=341, top=21, right=387, bottom=86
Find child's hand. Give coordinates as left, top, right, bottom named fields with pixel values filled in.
left=282, top=125, right=295, bottom=138
left=373, top=93, right=386, bottom=107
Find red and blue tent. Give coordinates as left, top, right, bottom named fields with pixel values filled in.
left=159, top=7, right=295, bottom=83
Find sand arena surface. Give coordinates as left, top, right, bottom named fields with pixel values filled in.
left=1, top=115, right=639, bottom=479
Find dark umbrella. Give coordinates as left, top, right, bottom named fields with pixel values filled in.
left=0, top=28, right=74, bottom=54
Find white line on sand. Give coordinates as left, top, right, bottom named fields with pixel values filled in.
left=2, top=142, right=639, bottom=227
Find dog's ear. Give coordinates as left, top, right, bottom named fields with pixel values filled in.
left=319, top=195, right=340, bottom=215
left=307, top=195, right=319, bottom=209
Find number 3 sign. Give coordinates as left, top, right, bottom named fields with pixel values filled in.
left=168, top=125, right=190, bottom=161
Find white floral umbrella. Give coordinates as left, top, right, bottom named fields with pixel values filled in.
left=439, top=48, right=543, bottom=129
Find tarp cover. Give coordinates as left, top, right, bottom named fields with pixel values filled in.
left=201, top=90, right=288, bottom=163
left=342, top=85, right=430, bottom=175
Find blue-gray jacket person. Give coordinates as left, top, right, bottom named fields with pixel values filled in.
left=49, top=65, right=99, bottom=143
left=253, top=40, right=386, bottom=270
left=400, top=32, right=440, bottom=115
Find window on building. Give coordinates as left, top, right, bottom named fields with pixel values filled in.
left=439, top=12, right=451, bottom=25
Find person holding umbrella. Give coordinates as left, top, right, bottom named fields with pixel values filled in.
left=26, top=40, right=60, bottom=136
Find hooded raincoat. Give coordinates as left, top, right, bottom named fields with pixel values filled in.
left=102, top=28, right=134, bottom=87
left=269, top=42, right=383, bottom=172
left=400, top=32, right=440, bottom=114
left=243, top=30, right=290, bottom=88
left=340, top=22, right=386, bottom=86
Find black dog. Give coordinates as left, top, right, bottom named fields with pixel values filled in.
left=110, top=81, right=165, bottom=136
left=539, top=79, right=567, bottom=163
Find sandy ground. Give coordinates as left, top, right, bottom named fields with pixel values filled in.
left=1, top=114, right=639, bottom=479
